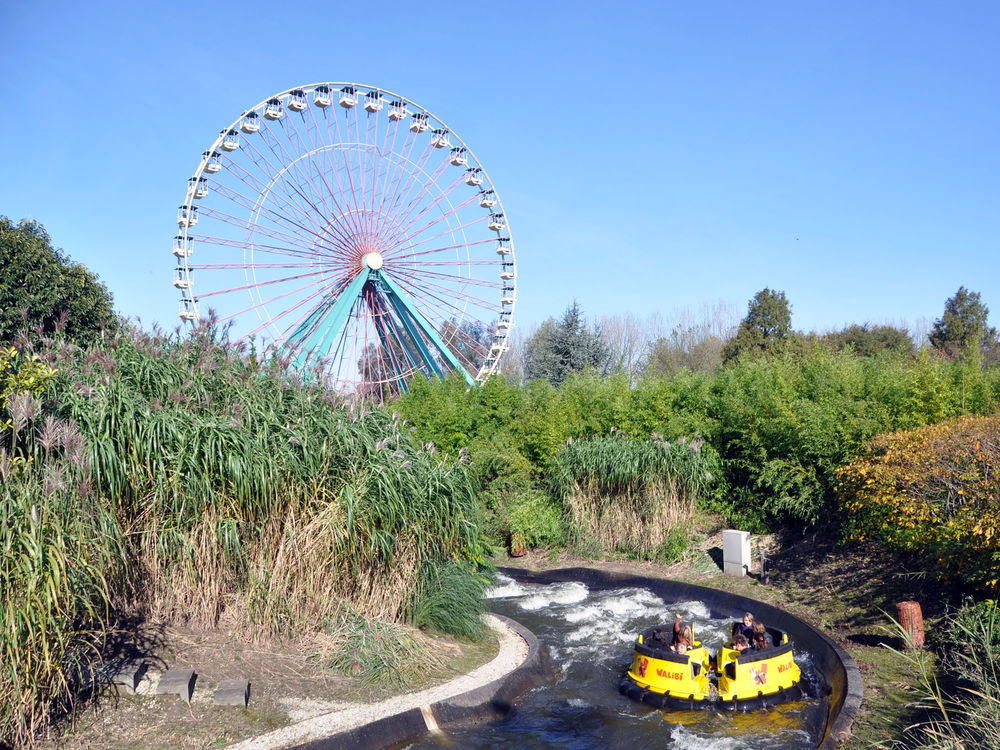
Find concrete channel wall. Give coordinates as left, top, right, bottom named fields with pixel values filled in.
left=290, top=566, right=862, bottom=749
left=506, top=567, right=863, bottom=749
left=289, top=616, right=557, bottom=750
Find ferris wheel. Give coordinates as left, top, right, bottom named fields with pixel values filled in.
left=173, top=82, right=516, bottom=397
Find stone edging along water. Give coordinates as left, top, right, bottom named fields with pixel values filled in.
left=506, top=566, right=864, bottom=750
left=282, top=566, right=862, bottom=749
left=284, top=614, right=556, bottom=750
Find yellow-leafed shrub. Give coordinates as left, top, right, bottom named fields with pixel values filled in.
left=838, top=416, right=1000, bottom=595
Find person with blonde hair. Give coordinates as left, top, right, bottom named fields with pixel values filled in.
left=672, top=624, right=693, bottom=654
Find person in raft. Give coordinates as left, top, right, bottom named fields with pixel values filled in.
left=671, top=613, right=688, bottom=646
left=672, top=624, right=693, bottom=654
left=733, top=633, right=751, bottom=653
left=752, top=622, right=773, bottom=649
left=735, top=612, right=755, bottom=641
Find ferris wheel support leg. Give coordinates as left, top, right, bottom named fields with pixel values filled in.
left=379, top=282, right=445, bottom=382
left=371, top=310, right=411, bottom=395
left=289, top=269, right=372, bottom=369
left=375, top=270, right=476, bottom=387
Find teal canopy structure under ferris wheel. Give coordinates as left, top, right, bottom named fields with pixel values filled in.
left=173, top=82, right=516, bottom=399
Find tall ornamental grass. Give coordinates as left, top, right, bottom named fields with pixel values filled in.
left=876, top=600, right=1000, bottom=749
left=0, top=324, right=487, bottom=746
left=551, top=434, right=717, bottom=558
left=0, top=408, right=117, bottom=747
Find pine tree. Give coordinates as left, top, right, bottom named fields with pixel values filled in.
left=524, top=301, right=609, bottom=386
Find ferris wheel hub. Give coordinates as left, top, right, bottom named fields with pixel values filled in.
left=363, top=252, right=384, bottom=270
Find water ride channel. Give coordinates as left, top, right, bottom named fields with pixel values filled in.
left=404, top=567, right=861, bottom=750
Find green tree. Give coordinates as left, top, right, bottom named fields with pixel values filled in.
left=0, top=217, right=117, bottom=344
left=821, top=323, right=915, bottom=358
left=721, top=288, right=792, bottom=364
left=440, top=317, right=493, bottom=374
left=929, top=286, right=999, bottom=361
left=524, top=301, right=609, bottom=386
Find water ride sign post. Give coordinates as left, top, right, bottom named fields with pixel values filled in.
left=723, top=530, right=751, bottom=578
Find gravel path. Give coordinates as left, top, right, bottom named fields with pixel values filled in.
left=230, top=614, right=529, bottom=749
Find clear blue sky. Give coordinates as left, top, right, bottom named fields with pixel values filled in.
left=2, top=1, right=998, bottom=336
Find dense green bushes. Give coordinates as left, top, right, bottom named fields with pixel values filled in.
left=839, top=416, right=1000, bottom=596
left=399, top=345, right=1000, bottom=539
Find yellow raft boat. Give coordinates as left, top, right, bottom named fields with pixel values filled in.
left=619, top=624, right=804, bottom=711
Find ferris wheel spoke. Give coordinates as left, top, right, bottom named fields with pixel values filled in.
left=234, top=132, right=340, bottom=241
left=392, top=251, right=495, bottom=264
left=259, top=276, right=356, bottom=356
left=372, top=125, right=413, bottom=228
left=254, top=118, right=340, bottom=226
left=251, top=127, right=368, bottom=257
left=383, top=287, right=479, bottom=341
left=369, top=106, right=396, bottom=245
left=188, top=233, right=309, bottom=256
left=210, top=181, right=347, bottom=258
left=379, top=283, right=443, bottom=381
left=437, top=323, right=490, bottom=372
left=388, top=238, right=496, bottom=263
left=383, top=213, right=488, bottom=259
left=221, top=272, right=341, bottom=330
left=307, top=106, right=369, bottom=242
left=198, top=206, right=337, bottom=258
left=327, top=107, right=368, bottom=244
left=375, top=154, right=453, bottom=250
left=379, top=167, right=466, bottom=252
left=287, top=268, right=371, bottom=367
left=275, top=113, right=368, bottom=247
left=191, top=261, right=328, bottom=271
left=368, top=123, right=418, bottom=232
left=357, top=111, right=374, bottom=240
left=390, top=270, right=500, bottom=320
left=382, top=188, right=479, bottom=256
left=369, top=289, right=421, bottom=386
left=215, top=153, right=335, bottom=244
left=412, top=258, right=497, bottom=265
left=379, top=153, right=454, bottom=242
left=374, top=129, right=423, bottom=238
left=382, top=154, right=463, bottom=232
left=280, top=108, right=362, bottom=243
left=208, top=167, right=321, bottom=236
left=188, top=233, right=350, bottom=269
left=397, top=267, right=502, bottom=291
left=356, top=112, right=383, bottom=246
left=195, top=267, right=349, bottom=300
left=390, top=270, right=500, bottom=315
left=375, top=137, right=439, bottom=246
left=369, top=119, right=401, bottom=241
left=223, top=167, right=350, bottom=264
left=338, top=291, right=370, bottom=383
left=374, top=271, right=476, bottom=384
left=198, top=184, right=334, bottom=253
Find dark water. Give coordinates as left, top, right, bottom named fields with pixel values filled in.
left=407, top=575, right=829, bottom=750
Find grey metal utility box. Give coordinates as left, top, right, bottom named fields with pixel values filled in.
left=722, top=529, right=751, bottom=577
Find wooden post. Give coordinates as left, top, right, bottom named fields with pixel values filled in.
left=509, top=531, right=526, bottom=557
left=896, top=601, right=925, bottom=648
